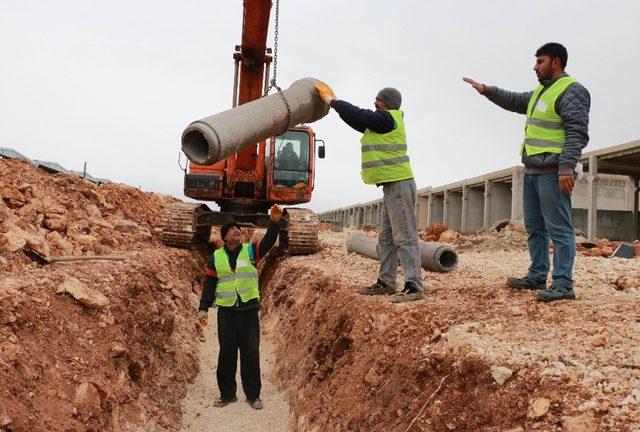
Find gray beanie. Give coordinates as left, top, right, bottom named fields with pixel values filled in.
left=376, top=87, right=402, bottom=109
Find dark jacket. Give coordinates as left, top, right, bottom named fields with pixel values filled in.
left=483, top=73, right=591, bottom=175
left=330, top=100, right=395, bottom=134
left=198, top=221, right=280, bottom=312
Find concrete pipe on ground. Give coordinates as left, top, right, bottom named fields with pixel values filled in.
left=182, top=77, right=329, bottom=166
left=345, top=232, right=458, bottom=273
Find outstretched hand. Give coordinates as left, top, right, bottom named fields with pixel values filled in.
left=462, top=77, right=485, bottom=94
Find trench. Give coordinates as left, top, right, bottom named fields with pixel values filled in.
left=181, top=242, right=535, bottom=432
left=178, top=249, right=291, bottom=431
left=177, top=230, right=640, bottom=432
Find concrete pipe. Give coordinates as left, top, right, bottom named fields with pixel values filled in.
left=345, top=232, right=458, bottom=273
left=182, top=77, right=329, bottom=165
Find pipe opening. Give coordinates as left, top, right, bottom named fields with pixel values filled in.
left=438, top=249, right=458, bottom=271
left=182, top=129, right=210, bottom=165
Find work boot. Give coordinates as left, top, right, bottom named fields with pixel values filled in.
left=247, top=398, right=263, bottom=410
left=537, top=286, right=575, bottom=302
left=358, top=279, right=396, bottom=295
left=389, top=283, right=425, bottom=303
left=506, top=276, right=546, bottom=291
left=213, top=396, right=237, bottom=408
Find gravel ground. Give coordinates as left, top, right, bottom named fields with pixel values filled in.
left=260, top=230, right=640, bottom=431
left=180, top=319, right=290, bottom=432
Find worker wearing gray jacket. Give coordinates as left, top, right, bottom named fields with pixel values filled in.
left=464, top=42, right=590, bottom=302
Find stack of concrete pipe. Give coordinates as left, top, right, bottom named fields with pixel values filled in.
left=181, top=77, right=329, bottom=166
left=346, top=232, right=458, bottom=273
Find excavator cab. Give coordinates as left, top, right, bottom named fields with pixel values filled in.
left=267, top=127, right=317, bottom=204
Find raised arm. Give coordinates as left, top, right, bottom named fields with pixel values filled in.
left=253, top=204, right=283, bottom=261
left=463, top=77, right=533, bottom=115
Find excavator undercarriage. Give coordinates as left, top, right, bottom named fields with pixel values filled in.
left=160, top=202, right=320, bottom=254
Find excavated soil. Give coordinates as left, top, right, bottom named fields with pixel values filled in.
left=261, top=230, right=640, bottom=432
left=0, top=159, right=206, bottom=431
left=3, top=156, right=640, bottom=431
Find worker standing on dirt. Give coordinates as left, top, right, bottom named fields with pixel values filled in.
left=463, top=42, right=590, bottom=302
left=315, top=83, right=425, bottom=303
left=197, top=204, right=282, bottom=410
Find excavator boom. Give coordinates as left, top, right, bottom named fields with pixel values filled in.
left=237, top=0, right=272, bottom=106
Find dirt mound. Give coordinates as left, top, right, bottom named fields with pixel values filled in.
left=577, top=238, right=640, bottom=258
left=318, top=222, right=332, bottom=232
left=420, top=223, right=449, bottom=242
left=426, top=220, right=638, bottom=259
left=260, top=231, right=640, bottom=431
left=420, top=222, right=528, bottom=252
left=0, top=158, right=204, bottom=431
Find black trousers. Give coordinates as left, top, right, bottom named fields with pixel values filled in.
left=216, top=308, right=261, bottom=401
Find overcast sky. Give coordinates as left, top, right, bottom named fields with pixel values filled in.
left=1, top=1, right=639, bottom=213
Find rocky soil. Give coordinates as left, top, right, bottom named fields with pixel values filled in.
left=262, top=229, right=640, bottom=432
left=0, top=158, right=205, bottom=431
left=3, top=156, right=640, bottom=431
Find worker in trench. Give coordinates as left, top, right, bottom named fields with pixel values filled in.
left=315, top=83, right=425, bottom=303
left=197, top=204, right=283, bottom=410
left=463, top=42, right=590, bottom=302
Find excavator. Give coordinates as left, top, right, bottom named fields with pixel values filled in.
left=161, top=0, right=324, bottom=254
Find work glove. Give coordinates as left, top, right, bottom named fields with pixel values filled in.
left=269, top=204, right=283, bottom=222
left=314, top=82, right=336, bottom=106
left=198, top=310, right=208, bottom=327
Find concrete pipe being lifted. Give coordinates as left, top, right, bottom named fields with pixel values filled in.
left=346, top=232, right=458, bottom=273
left=182, top=77, right=329, bottom=166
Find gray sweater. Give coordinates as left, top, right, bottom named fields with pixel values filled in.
left=483, top=73, right=591, bottom=175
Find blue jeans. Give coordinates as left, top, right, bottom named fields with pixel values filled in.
left=523, top=173, right=575, bottom=290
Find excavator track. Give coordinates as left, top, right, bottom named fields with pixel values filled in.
left=160, top=202, right=211, bottom=247
left=281, top=208, right=320, bottom=255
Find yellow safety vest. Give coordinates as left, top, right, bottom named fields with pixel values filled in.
left=214, top=244, right=259, bottom=307
left=360, top=109, right=414, bottom=185
left=521, top=75, right=578, bottom=156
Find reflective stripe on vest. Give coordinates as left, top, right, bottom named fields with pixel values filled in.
left=520, top=75, right=578, bottom=157
left=214, top=244, right=259, bottom=307
left=360, top=109, right=414, bottom=185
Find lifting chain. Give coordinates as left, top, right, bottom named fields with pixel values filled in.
left=268, top=0, right=293, bottom=131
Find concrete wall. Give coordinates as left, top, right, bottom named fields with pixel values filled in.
left=446, top=191, right=463, bottom=231
left=572, top=176, right=636, bottom=211
left=319, top=141, right=640, bottom=241
left=465, top=187, right=485, bottom=233
left=488, top=181, right=512, bottom=228
left=573, top=209, right=638, bottom=241
left=430, top=195, right=444, bottom=225
left=418, top=196, right=429, bottom=230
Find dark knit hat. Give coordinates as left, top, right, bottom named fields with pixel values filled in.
left=376, top=87, right=402, bottom=109
left=220, top=221, right=240, bottom=241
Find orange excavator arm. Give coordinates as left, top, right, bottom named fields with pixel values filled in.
left=232, top=0, right=273, bottom=173
left=186, top=0, right=277, bottom=198
left=236, top=0, right=272, bottom=106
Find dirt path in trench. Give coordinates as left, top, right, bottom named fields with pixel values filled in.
left=180, top=318, right=290, bottom=432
